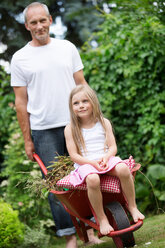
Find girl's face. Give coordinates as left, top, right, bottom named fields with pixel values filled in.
left=72, top=91, right=93, bottom=119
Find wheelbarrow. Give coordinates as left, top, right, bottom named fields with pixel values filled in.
left=33, top=153, right=143, bottom=248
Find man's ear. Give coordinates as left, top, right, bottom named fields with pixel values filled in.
left=25, top=23, right=30, bottom=31
left=49, top=15, right=53, bottom=25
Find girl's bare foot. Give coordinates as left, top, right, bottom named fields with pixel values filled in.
left=129, top=207, right=145, bottom=223
left=99, top=217, right=114, bottom=235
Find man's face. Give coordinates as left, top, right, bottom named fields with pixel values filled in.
left=25, top=6, right=52, bottom=44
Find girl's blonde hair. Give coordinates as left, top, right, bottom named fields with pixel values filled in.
left=69, top=85, right=108, bottom=155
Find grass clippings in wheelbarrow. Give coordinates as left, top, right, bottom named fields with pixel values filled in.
left=45, top=155, right=74, bottom=191
left=25, top=155, right=74, bottom=196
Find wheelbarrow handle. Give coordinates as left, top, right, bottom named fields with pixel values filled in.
left=33, top=153, right=48, bottom=176
left=109, top=219, right=143, bottom=237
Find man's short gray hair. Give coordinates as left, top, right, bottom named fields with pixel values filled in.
left=23, top=2, right=50, bottom=23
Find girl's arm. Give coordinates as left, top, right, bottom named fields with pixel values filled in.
left=100, top=118, right=117, bottom=167
left=64, top=124, right=104, bottom=171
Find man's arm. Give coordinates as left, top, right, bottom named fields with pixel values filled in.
left=73, top=69, right=88, bottom=85
left=13, top=86, right=35, bottom=161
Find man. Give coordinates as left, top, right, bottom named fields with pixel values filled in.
left=10, top=2, right=102, bottom=248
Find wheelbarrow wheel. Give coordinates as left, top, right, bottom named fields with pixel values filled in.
left=105, top=201, right=135, bottom=248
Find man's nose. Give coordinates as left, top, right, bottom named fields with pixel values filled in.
left=36, top=22, right=43, bottom=29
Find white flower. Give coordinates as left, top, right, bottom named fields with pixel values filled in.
left=0, top=180, right=8, bottom=187
left=23, top=160, right=30, bottom=165
left=4, top=144, right=10, bottom=149
left=13, top=133, right=21, bottom=139
left=145, top=242, right=152, bottom=246
left=30, top=170, right=40, bottom=177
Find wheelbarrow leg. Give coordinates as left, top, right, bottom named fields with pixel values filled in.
left=71, top=216, right=89, bottom=243
left=105, top=201, right=135, bottom=248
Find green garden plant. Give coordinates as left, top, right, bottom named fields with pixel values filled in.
left=18, top=224, right=50, bottom=248
left=0, top=66, right=15, bottom=164
left=0, top=199, right=24, bottom=248
left=81, top=10, right=165, bottom=213
left=1, top=116, right=52, bottom=227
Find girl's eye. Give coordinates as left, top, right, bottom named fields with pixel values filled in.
left=83, top=99, right=88, bottom=103
left=73, top=101, right=78, bottom=105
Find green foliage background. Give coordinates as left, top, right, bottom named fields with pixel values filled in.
left=82, top=12, right=165, bottom=163
left=81, top=11, right=165, bottom=211
left=0, top=67, right=15, bottom=163
left=1, top=117, right=54, bottom=247
left=1, top=117, right=52, bottom=226
left=0, top=200, right=24, bottom=248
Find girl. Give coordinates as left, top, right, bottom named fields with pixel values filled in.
left=64, top=85, right=145, bottom=236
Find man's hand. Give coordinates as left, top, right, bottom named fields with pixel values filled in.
left=25, top=140, right=35, bottom=161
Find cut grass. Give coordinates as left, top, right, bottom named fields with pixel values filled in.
left=49, top=214, right=165, bottom=248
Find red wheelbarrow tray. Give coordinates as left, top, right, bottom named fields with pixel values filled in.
left=33, top=153, right=143, bottom=248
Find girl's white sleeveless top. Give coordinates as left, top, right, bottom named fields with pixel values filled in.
left=74, top=122, right=107, bottom=169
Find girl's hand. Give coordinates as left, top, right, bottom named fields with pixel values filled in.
left=90, top=160, right=106, bottom=172
left=99, top=162, right=109, bottom=170
left=99, top=155, right=110, bottom=171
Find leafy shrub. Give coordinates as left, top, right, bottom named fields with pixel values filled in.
left=1, top=117, right=52, bottom=227
left=82, top=12, right=165, bottom=164
left=18, top=224, right=50, bottom=248
left=81, top=10, right=165, bottom=212
left=135, top=167, right=165, bottom=213
left=0, top=199, right=24, bottom=248
left=0, top=66, right=15, bottom=164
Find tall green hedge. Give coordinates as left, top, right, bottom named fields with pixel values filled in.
left=0, top=66, right=15, bottom=164
left=82, top=12, right=165, bottom=165
left=81, top=11, right=165, bottom=212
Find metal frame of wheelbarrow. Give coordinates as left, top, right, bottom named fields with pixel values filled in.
left=33, top=153, right=143, bottom=248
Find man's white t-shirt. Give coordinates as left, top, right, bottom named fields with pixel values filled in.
left=11, top=38, right=84, bottom=130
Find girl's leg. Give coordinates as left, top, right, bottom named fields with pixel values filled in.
left=86, top=174, right=114, bottom=235
left=108, top=163, right=145, bottom=222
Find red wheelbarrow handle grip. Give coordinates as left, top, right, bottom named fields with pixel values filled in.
left=109, top=219, right=143, bottom=237
left=33, top=153, right=48, bottom=176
